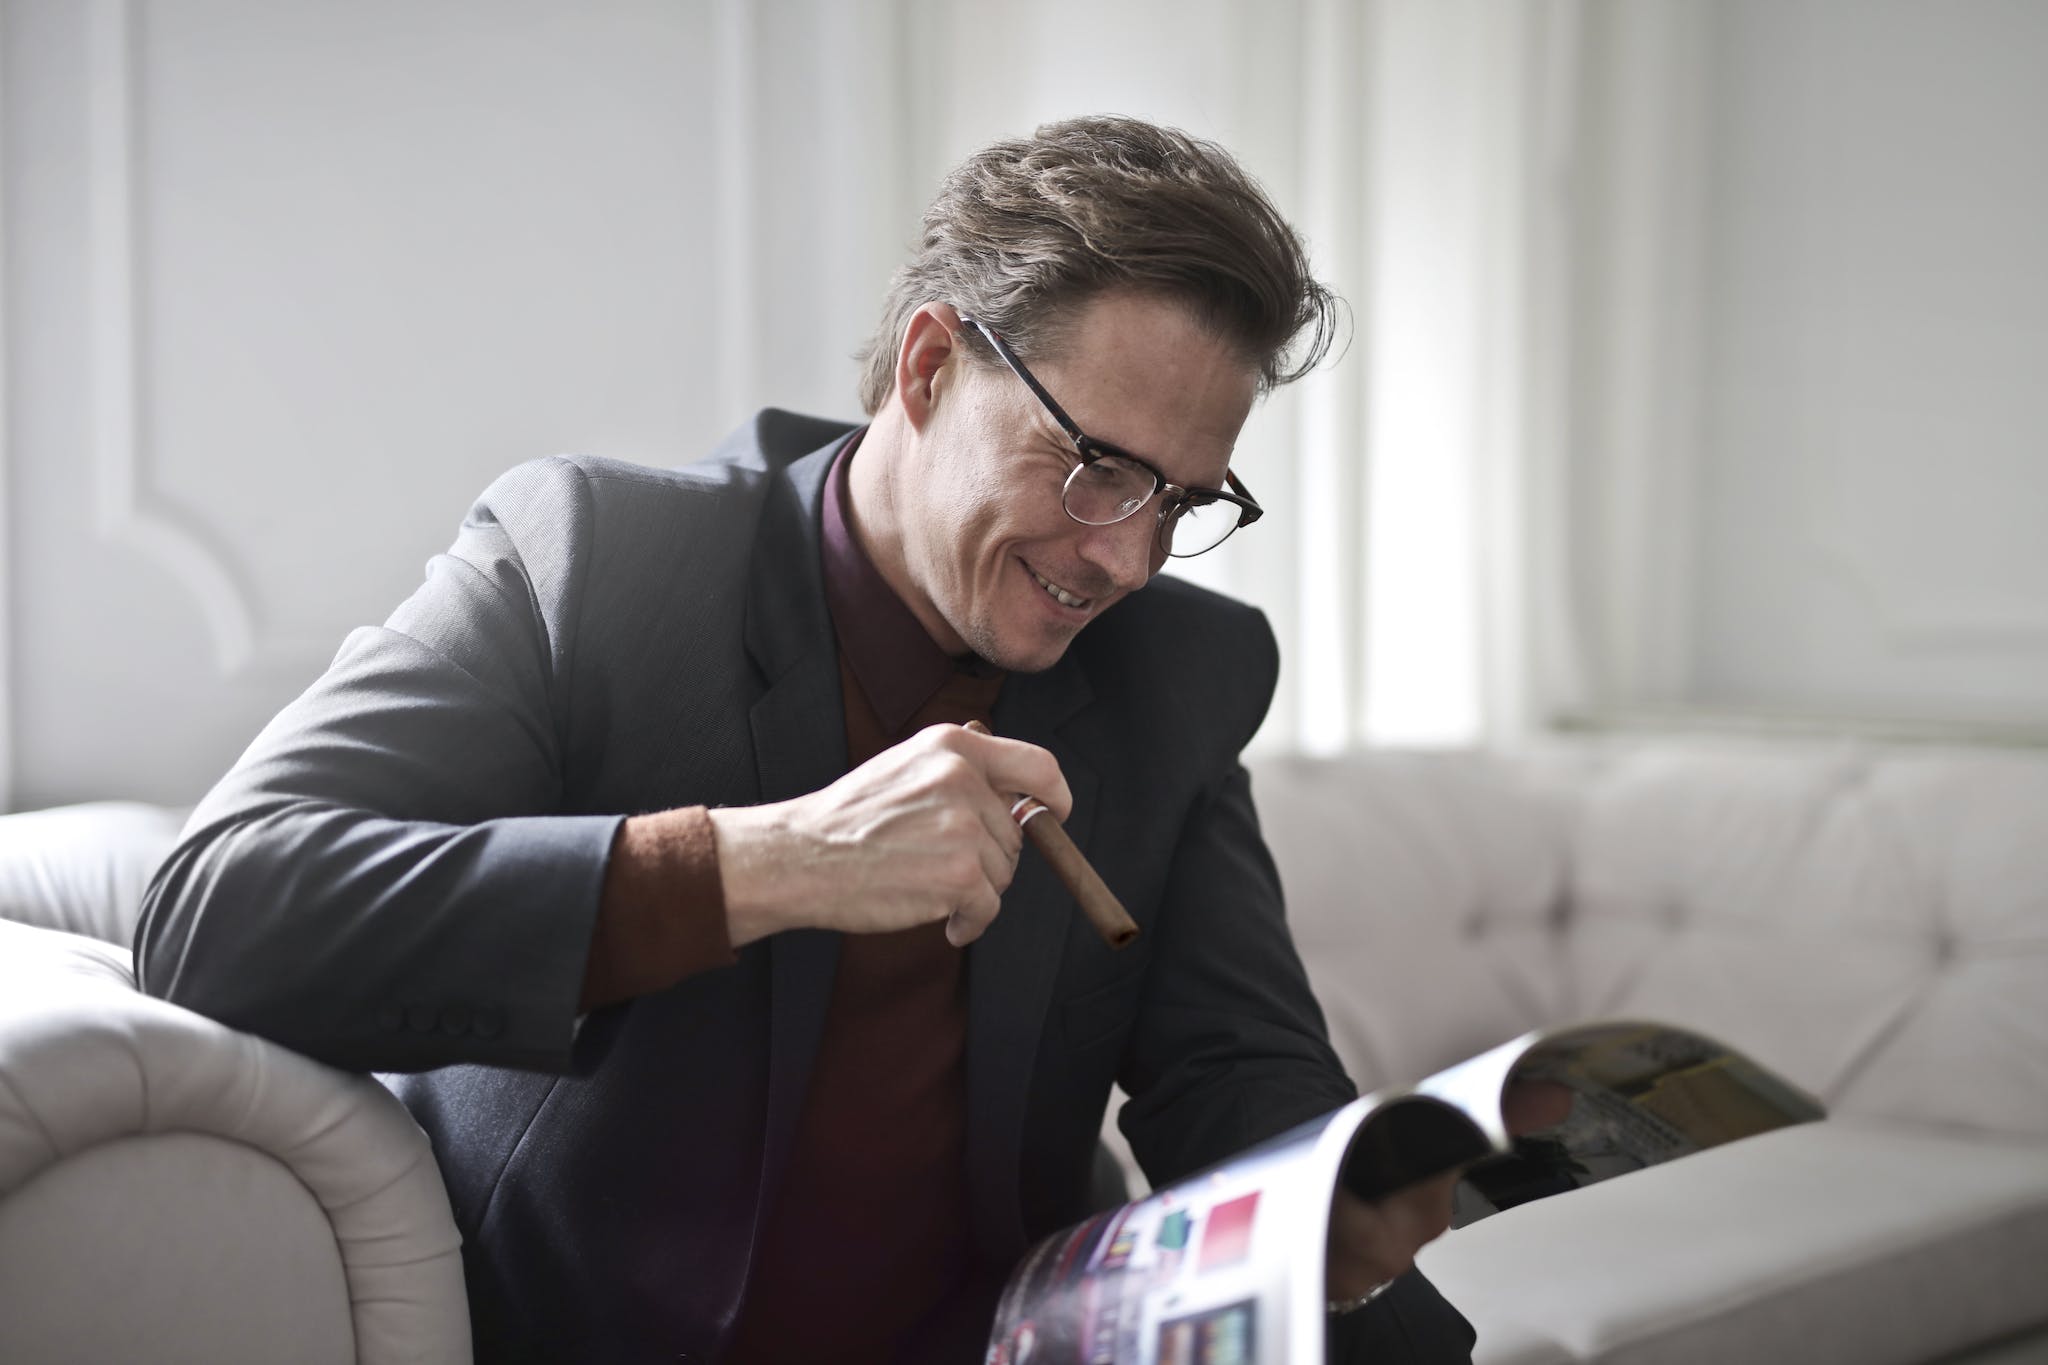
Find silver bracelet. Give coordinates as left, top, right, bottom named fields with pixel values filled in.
left=1327, top=1277, right=1398, bottom=1316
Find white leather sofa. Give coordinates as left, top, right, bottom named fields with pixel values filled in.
left=0, top=803, right=470, bottom=1364
left=8, top=739, right=2047, bottom=1364
left=1238, top=738, right=2048, bottom=1365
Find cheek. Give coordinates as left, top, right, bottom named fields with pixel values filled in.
left=949, top=475, right=1042, bottom=567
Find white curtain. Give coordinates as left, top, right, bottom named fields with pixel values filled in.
left=1287, top=0, right=1590, bottom=751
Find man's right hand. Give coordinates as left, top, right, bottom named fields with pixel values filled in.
left=707, top=724, right=1072, bottom=949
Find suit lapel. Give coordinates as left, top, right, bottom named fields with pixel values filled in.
left=967, top=655, right=1097, bottom=1261
left=735, top=418, right=1105, bottom=1265
left=743, top=442, right=849, bottom=1206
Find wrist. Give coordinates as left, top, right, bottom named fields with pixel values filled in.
left=1327, top=1277, right=1397, bottom=1316
left=706, top=803, right=806, bottom=948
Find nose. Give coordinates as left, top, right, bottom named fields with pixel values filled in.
left=1075, top=508, right=1164, bottom=593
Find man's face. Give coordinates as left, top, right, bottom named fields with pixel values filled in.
left=900, top=292, right=1260, bottom=673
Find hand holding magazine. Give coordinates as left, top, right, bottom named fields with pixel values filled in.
left=984, top=1020, right=1825, bottom=1365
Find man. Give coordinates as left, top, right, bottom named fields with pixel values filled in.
left=137, top=117, right=1481, bottom=1361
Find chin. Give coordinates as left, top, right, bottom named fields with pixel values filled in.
left=963, top=621, right=1079, bottom=676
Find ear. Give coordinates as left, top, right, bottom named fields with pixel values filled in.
left=894, top=302, right=966, bottom=433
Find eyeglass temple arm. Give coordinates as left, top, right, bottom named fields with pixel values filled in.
left=1224, top=470, right=1263, bottom=526
left=958, top=314, right=1094, bottom=452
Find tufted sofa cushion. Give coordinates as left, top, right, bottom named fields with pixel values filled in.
left=1250, top=751, right=1579, bottom=1092
left=1253, top=740, right=2048, bottom=1143
left=1563, top=744, right=2048, bottom=1142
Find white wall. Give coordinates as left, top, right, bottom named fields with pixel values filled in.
left=1, top=0, right=924, bottom=808
left=1586, top=0, right=2048, bottom=729
left=4, top=0, right=2045, bottom=810
left=0, top=0, right=1334, bottom=808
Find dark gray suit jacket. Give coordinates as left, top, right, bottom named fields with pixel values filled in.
left=135, top=410, right=1473, bottom=1362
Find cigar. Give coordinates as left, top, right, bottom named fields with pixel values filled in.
left=964, top=721, right=1139, bottom=950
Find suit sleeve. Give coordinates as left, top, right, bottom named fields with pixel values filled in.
left=134, top=457, right=621, bottom=1074
left=1114, top=607, right=1354, bottom=1178
left=1114, top=606, right=1476, bottom=1364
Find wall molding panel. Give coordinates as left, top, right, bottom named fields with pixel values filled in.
left=1814, top=534, right=2048, bottom=651
left=86, top=0, right=328, bottom=679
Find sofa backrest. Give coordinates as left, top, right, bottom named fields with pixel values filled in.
left=1252, top=739, right=2048, bottom=1143
left=1564, top=741, right=2048, bottom=1142
left=1248, top=751, right=1579, bottom=1093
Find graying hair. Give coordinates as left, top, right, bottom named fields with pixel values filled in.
left=855, top=115, right=1341, bottom=415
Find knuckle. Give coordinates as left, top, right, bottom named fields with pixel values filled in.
left=945, top=854, right=984, bottom=895
left=926, top=752, right=973, bottom=792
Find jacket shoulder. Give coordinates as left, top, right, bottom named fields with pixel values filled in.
left=1075, top=575, right=1280, bottom=756
left=1090, top=574, right=1277, bottom=667
left=468, top=407, right=856, bottom=552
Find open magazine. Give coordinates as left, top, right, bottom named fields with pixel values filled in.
left=984, top=1019, right=1825, bottom=1365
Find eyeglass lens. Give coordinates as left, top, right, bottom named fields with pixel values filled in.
left=1061, top=455, right=1239, bottom=557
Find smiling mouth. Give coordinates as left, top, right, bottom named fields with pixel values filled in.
left=1026, top=562, right=1091, bottom=610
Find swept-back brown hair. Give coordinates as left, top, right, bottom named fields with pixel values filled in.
left=856, top=115, right=1341, bottom=415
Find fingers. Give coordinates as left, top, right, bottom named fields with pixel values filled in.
left=907, top=724, right=1069, bottom=944
left=1502, top=1079, right=1575, bottom=1135
left=1326, top=1083, right=1564, bottom=1300
left=944, top=723, right=1074, bottom=823
left=1327, top=1170, right=1463, bottom=1297
left=734, top=725, right=1065, bottom=944
left=944, top=886, right=1002, bottom=947
left=899, top=728, right=1025, bottom=864
left=947, top=808, right=1019, bottom=943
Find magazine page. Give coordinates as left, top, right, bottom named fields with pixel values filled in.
left=984, top=1019, right=1823, bottom=1360
left=1448, top=1020, right=1826, bottom=1225
left=985, top=1099, right=1377, bottom=1365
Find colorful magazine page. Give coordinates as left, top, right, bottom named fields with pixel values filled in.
left=984, top=1102, right=1363, bottom=1365
left=985, top=1018, right=1825, bottom=1364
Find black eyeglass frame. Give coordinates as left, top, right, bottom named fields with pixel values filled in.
left=957, top=313, right=1264, bottom=558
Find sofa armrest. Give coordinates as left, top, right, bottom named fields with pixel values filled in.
left=0, top=801, right=185, bottom=945
left=1417, top=1121, right=2048, bottom=1365
left=0, top=919, right=469, bottom=1363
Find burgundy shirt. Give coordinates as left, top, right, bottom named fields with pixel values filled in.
left=721, top=434, right=1003, bottom=1361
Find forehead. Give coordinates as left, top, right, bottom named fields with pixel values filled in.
left=1012, top=293, right=1259, bottom=481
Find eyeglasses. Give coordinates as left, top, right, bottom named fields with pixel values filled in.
left=958, top=314, right=1263, bottom=558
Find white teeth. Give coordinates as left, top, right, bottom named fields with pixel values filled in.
left=1028, top=566, right=1088, bottom=609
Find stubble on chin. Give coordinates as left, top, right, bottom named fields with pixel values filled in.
left=959, top=615, right=1074, bottom=676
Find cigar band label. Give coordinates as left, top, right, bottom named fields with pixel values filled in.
left=1009, top=796, right=1049, bottom=826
